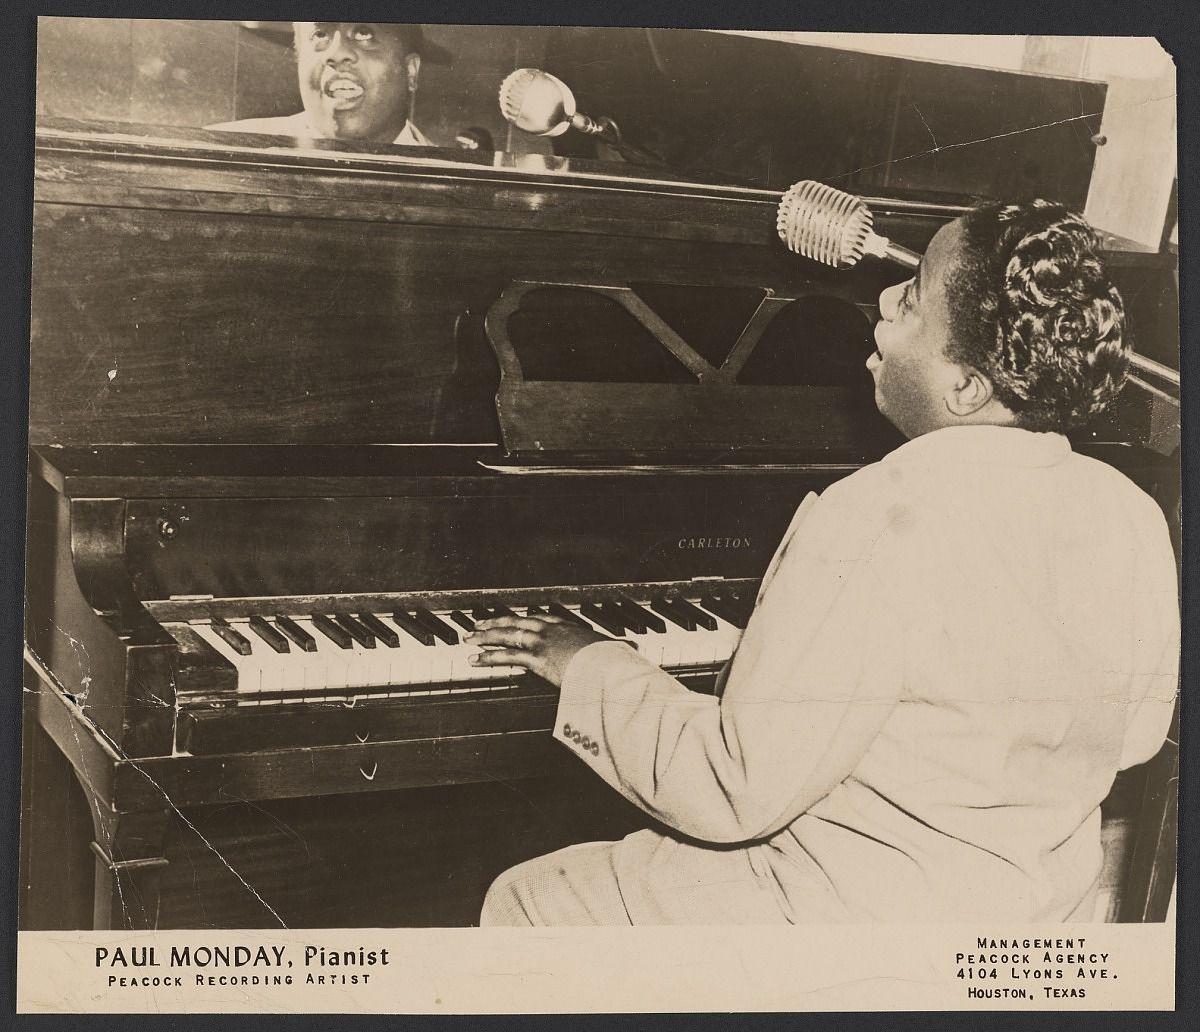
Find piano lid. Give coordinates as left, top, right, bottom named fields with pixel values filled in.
left=34, top=118, right=975, bottom=214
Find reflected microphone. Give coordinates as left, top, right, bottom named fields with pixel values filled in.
left=499, top=68, right=612, bottom=138
left=776, top=180, right=921, bottom=270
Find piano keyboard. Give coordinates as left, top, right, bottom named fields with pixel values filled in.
left=165, top=588, right=753, bottom=707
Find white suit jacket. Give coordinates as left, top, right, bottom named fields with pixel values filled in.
left=556, top=425, right=1178, bottom=922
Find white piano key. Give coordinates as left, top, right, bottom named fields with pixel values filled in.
left=251, top=634, right=289, bottom=704
left=655, top=621, right=690, bottom=669
left=379, top=614, right=436, bottom=695
left=425, top=636, right=457, bottom=686
left=363, top=612, right=423, bottom=692
left=277, top=637, right=308, bottom=693
left=340, top=638, right=383, bottom=691
left=230, top=619, right=289, bottom=698
left=192, top=622, right=262, bottom=701
left=294, top=616, right=342, bottom=700
left=620, top=605, right=671, bottom=667
left=264, top=617, right=318, bottom=695
left=662, top=609, right=715, bottom=668
left=710, top=613, right=743, bottom=660
left=425, top=639, right=456, bottom=694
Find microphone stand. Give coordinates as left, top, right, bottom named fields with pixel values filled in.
left=590, top=117, right=669, bottom=168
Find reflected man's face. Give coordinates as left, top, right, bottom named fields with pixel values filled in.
left=293, top=22, right=420, bottom=142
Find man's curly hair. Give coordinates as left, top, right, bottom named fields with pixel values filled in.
left=945, top=200, right=1128, bottom=433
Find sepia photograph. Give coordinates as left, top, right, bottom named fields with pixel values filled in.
left=12, top=9, right=1184, bottom=1015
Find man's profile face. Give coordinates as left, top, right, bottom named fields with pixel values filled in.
left=293, top=22, right=419, bottom=143
left=867, top=219, right=971, bottom=439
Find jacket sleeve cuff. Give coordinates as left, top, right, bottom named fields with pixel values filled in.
left=552, top=640, right=660, bottom=764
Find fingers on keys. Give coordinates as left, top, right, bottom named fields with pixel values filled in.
left=465, top=616, right=549, bottom=663
left=474, top=615, right=562, bottom=633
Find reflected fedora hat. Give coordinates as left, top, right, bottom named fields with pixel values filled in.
left=240, top=21, right=453, bottom=64
left=399, top=24, right=453, bottom=65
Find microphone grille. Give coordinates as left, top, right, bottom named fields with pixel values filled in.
left=776, top=181, right=873, bottom=268
left=498, top=68, right=537, bottom=123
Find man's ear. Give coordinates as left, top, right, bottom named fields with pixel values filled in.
left=945, top=369, right=993, bottom=417
left=406, top=53, right=422, bottom=92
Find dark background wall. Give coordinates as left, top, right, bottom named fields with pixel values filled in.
left=541, top=27, right=1107, bottom=207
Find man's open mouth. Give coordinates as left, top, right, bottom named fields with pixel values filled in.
left=323, top=78, right=365, bottom=107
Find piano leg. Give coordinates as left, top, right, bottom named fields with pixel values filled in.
left=19, top=706, right=93, bottom=930
left=21, top=660, right=173, bottom=930
left=86, top=809, right=172, bottom=931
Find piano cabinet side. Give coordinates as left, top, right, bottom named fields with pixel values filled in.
left=24, top=474, right=233, bottom=760
left=22, top=475, right=232, bottom=929
left=21, top=655, right=175, bottom=930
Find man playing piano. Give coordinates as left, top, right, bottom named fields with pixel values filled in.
left=209, top=22, right=440, bottom=145
left=468, top=200, right=1179, bottom=925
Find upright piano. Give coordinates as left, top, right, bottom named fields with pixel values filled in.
left=20, top=121, right=1180, bottom=929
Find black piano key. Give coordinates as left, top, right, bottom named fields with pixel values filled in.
left=276, top=614, right=318, bottom=652
left=210, top=616, right=253, bottom=656
left=620, top=598, right=666, bottom=633
left=391, top=610, right=436, bottom=646
left=548, top=601, right=589, bottom=627
left=472, top=600, right=518, bottom=622
left=410, top=606, right=459, bottom=645
left=670, top=597, right=718, bottom=631
left=721, top=585, right=751, bottom=609
left=311, top=613, right=353, bottom=649
left=650, top=598, right=696, bottom=632
left=603, top=600, right=644, bottom=634
left=695, top=593, right=732, bottom=623
left=248, top=614, right=290, bottom=653
left=334, top=613, right=377, bottom=648
left=728, top=592, right=756, bottom=626
left=698, top=593, right=747, bottom=629
left=721, top=591, right=755, bottom=627
left=358, top=612, right=401, bottom=648
left=450, top=610, right=475, bottom=632
left=580, top=601, right=625, bottom=636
